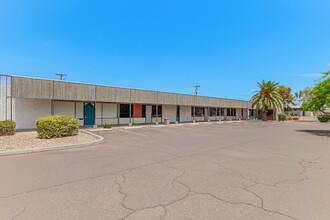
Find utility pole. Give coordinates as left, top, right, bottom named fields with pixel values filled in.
left=56, top=74, right=67, bottom=80
left=194, top=85, right=200, bottom=96
left=193, top=85, right=200, bottom=123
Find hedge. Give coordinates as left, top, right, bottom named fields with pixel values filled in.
left=277, top=113, right=287, bottom=122
left=317, top=114, right=330, bottom=123
left=0, top=120, right=16, bottom=136
left=36, top=115, right=79, bottom=139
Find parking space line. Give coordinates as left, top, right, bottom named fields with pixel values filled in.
left=171, top=126, right=205, bottom=131
left=122, top=130, right=148, bottom=137
left=147, top=127, right=178, bottom=134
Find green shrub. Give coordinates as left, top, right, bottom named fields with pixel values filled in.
left=36, top=115, right=79, bottom=139
left=277, top=113, right=287, bottom=122
left=0, top=120, right=16, bottom=136
left=104, top=123, right=111, bottom=128
left=317, top=114, right=330, bottom=123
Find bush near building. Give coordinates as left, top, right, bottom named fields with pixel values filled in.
left=287, top=116, right=299, bottom=120
left=277, top=113, right=287, bottom=122
left=317, top=114, right=330, bottom=123
left=0, top=120, right=16, bottom=136
left=104, top=123, right=111, bottom=128
left=36, top=115, right=79, bottom=139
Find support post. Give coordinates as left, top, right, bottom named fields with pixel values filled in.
left=229, top=108, right=232, bottom=121
left=129, top=103, right=132, bottom=126
left=117, top=104, right=120, bottom=125
left=101, top=103, right=103, bottom=126
left=5, top=77, right=7, bottom=120
left=193, top=106, right=195, bottom=123
left=10, top=76, right=12, bottom=121
left=156, top=104, right=158, bottom=125
left=51, top=81, right=54, bottom=115
left=129, top=89, right=132, bottom=126
left=94, top=102, right=97, bottom=128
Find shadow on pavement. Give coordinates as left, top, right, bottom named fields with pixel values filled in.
left=296, top=129, right=330, bottom=137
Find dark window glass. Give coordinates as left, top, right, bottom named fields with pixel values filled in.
left=227, top=108, right=231, bottom=116
left=152, top=105, right=162, bottom=117
left=120, top=104, right=133, bottom=118
left=267, top=110, right=274, bottom=116
left=195, top=107, right=204, bottom=117
left=217, top=108, right=225, bottom=116
left=232, top=108, right=236, bottom=116
left=210, top=108, right=216, bottom=116
left=142, top=105, right=146, bottom=117
left=221, top=108, right=225, bottom=116
left=191, top=107, right=204, bottom=117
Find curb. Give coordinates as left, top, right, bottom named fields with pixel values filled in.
left=0, top=130, right=104, bottom=157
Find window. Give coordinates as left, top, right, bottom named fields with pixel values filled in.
left=227, top=108, right=231, bottom=116
left=120, top=104, right=132, bottom=118
left=152, top=105, right=162, bottom=117
left=209, top=108, right=216, bottom=116
left=142, top=105, right=146, bottom=117
left=192, top=107, right=204, bottom=117
left=217, top=108, right=224, bottom=116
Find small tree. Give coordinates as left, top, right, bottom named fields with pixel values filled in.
left=277, top=85, right=295, bottom=111
left=301, top=71, right=330, bottom=114
left=250, top=80, right=284, bottom=121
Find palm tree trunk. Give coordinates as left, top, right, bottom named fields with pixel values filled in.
left=262, top=111, right=268, bottom=121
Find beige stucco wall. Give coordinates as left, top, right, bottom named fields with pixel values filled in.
left=180, top=106, right=192, bottom=122
left=54, top=101, right=75, bottom=117
left=162, top=105, right=176, bottom=123
left=15, top=98, right=51, bottom=129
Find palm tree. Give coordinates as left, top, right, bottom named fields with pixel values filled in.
left=250, top=80, right=284, bottom=121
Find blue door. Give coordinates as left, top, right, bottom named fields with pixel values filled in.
left=84, top=103, right=95, bottom=125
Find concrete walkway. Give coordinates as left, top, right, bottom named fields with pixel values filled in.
left=0, top=121, right=329, bottom=219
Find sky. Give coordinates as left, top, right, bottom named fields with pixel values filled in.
left=0, top=0, right=329, bottom=101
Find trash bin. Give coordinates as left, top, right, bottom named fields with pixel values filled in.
left=164, top=118, right=170, bottom=125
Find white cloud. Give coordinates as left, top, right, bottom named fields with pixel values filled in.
left=298, top=73, right=322, bottom=77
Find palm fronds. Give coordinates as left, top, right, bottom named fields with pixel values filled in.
left=250, top=80, right=284, bottom=111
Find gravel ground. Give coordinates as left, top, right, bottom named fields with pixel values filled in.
left=0, top=131, right=97, bottom=151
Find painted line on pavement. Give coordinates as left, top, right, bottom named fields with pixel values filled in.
left=122, top=130, right=148, bottom=137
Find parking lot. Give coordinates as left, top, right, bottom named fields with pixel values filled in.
left=0, top=121, right=329, bottom=219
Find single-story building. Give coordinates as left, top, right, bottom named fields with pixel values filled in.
left=0, top=75, right=253, bottom=129
left=285, top=107, right=314, bottom=117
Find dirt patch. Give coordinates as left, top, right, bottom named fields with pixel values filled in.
left=0, top=131, right=97, bottom=152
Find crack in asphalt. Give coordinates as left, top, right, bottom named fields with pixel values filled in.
left=11, top=206, right=26, bottom=220
left=0, top=134, right=273, bottom=200
left=1, top=125, right=325, bottom=220
left=160, top=163, right=298, bottom=220
left=114, top=173, right=135, bottom=213
left=119, top=164, right=190, bottom=220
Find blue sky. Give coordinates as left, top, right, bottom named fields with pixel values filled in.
left=0, top=0, right=329, bottom=100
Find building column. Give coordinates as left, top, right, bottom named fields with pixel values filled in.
left=156, top=104, right=158, bottom=124
left=193, top=106, right=195, bottom=123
